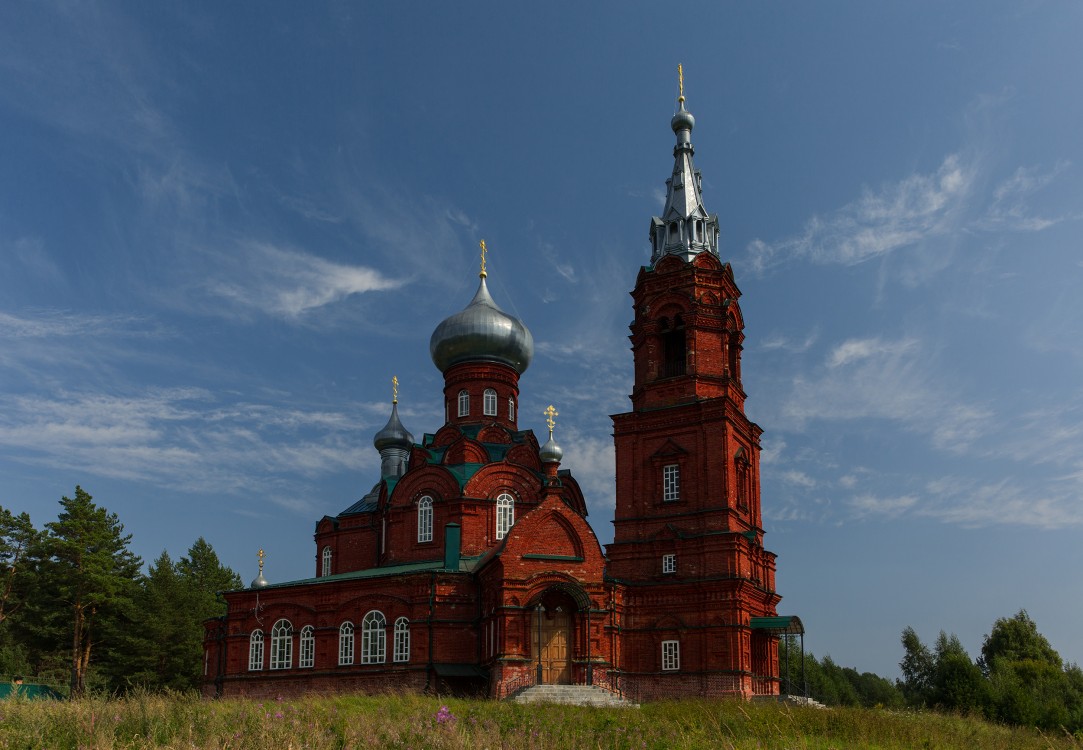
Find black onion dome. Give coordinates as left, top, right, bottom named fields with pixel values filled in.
left=373, top=402, right=414, bottom=451
left=430, top=277, right=534, bottom=374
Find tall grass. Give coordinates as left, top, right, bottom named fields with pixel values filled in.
left=0, top=691, right=1078, bottom=749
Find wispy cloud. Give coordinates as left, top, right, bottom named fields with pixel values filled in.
left=204, top=241, right=402, bottom=318
left=747, top=154, right=974, bottom=272
left=849, top=493, right=918, bottom=520
left=978, top=161, right=1078, bottom=231
left=0, top=388, right=378, bottom=509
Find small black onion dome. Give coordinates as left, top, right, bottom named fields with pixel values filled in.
left=430, top=277, right=534, bottom=374
left=539, top=436, right=563, bottom=464
left=250, top=572, right=269, bottom=589
left=373, top=402, right=414, bottom=451
left=671, top=100, right=695, bottom=133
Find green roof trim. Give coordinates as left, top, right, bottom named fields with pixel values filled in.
left=242, top=555, right=485, bottom=590
left=751, top=616, right=804, bottom=635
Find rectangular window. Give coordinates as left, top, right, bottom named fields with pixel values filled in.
left=662, top=640, right=680, bottom=671
left=394, top=622, right=410, bottom=663
left=662, top=553, right=676, bottom=574
left=663, top=464, right=680, bottom=502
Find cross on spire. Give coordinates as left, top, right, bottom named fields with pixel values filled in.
left=257, top=548, right=265, bottom=575
left=544, top=404, right=558, bottom=438
left=392, top=375, right=399, bottom=404
left=678, top=63, right=685, bottom=103
left=479, top=239, right=488, bottom=278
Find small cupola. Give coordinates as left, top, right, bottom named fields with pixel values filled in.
left=373, top=376, right=414, bottom=479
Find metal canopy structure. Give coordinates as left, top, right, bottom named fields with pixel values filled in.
left=750, top=615, right=805, bottom=636
left=752, top=615, right=807, bottom=700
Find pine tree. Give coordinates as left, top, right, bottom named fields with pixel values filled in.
left=41, top=487, right=142, bottom=697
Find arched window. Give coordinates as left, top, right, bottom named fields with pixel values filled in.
left=483, top=388, right=497, bottom=416
left=662, top=314, right=686, bottom=377
left=321, top=545, right=332, bottom=577
left=270, top=619, right=293, bottom=670
left=496, top=493, right=515, bottom=540
left=394, top=617, right=410, bottom=663
left=457, top=390, right=470, bottom=417
left=508, top=397, right=516, bottom=422
left=338, top=621, right=354, bottom=665
left=248, top=630, right=264, bottom=671
left=361, top=610, right=387, bottom=664
left=417, top=496, right=433, bottom=543
left=299, top=625, right=315, bottom=668
left=669, top=221, right=679, bottom=242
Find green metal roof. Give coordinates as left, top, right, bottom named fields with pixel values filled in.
left=243, top=555, right=484, bottom=590
left=750, top=616, right=804, bottom=635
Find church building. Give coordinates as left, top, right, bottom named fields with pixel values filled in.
left=203, top=80, right=800, bottom=702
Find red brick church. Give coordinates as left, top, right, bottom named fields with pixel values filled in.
left=203, top=83, right=801, bottom=701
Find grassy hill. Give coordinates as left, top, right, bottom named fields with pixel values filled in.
left=0, top=692, right=1080, bottom=749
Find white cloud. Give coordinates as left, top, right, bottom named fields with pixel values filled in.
left=761, top=328, right=819, bottom=353
left=849, top=493, right=918, bottom=519
left=746, top=154, right=974, bottom=272
left=827, top=337, right=917, bottom=368
left=781, top=470, right=816, bottom=488
left=205, top=241, right=402, bottom=318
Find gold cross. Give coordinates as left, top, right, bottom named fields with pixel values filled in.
left=544, top=404, right=558, bottom=437
left=479, top=239, right=488, bottom=278
left=257, top=548, right=265, bottom=575
left=678, top=63, right=685, bottom=103
left=392, top=375, right=399, bottom=404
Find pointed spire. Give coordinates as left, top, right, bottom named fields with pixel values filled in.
left=649, top=64, right=720, bottom=264
left=375, top=376, right=414, bottom=478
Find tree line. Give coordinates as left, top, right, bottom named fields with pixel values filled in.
left=781, top=611, right=1083, bottom=733
left=0, top=486, right=240, bottom=697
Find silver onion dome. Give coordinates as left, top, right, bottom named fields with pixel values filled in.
left=539, top=436, right=563, bottom=464
left=250, top=572, right=268, bottom=589
left=430, top=276, right=534, bottom=374
left=373, top=402, right=414, bottom=451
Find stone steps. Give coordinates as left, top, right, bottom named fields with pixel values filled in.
left=511, top=684, right=637, bottom=707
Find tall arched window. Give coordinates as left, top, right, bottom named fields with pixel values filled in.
left=417, top=496, right=433, bottom=543
left=457, top=390, right=470, bottom=417
left=299, top=625, right=315, bottom=668
left=508, top=396, right=516, bottom=422
left=483, top=388, right=497, bottom=416
left=361, top=610, right=387, bottom=664
left=496, top=493, right=515, bottom=540
left=338, top=621, right=354, bottom=665
left=270, top=619, right=293, bottom=670
left=661, top=314, right=686, bottom=377
left=321, top=545, right=332, bottom=577
left=248, top=630, right=264, bottom=671
left=393, top=617, right=410, bottom=663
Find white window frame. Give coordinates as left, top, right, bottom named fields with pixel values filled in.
left=361, top=610, right=386, bottom=664
left=663, top=464, right=680, bottom=502
left=662, top=640, right=680, bottom=671
left=457, top=390, right=470, bottom=417
left=393, top=617, right=410, bottom=663
left=417, top=496, right=433, bottom=543
left=496, top=493, right=515, bottom=540
left=321, top=545, right=332, bottom=577
left=248, top=630, right=264, bottom=671
left=662, top=553, right=676, bottom=574
left=339, top=621, right=354, bottom=666
left=299, top=625, right=315, bottom=668
left=508, top=397, right=516, bottom=422
left=270, top=619, right=293, bottom=670
left=483, top=388, right=498, bottom=416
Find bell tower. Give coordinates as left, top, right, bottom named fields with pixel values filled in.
left=606, top=69, right=784, bottom=699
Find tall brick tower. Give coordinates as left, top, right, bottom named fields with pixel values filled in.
left=605, top=71, right=789, bottom=700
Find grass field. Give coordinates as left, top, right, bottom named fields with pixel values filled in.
left=0, top=692, right=1079, bottom=749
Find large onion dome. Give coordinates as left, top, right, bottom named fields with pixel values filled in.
left=430, top=276, right=534, bottom=374
left=373, top=402, right=414, bottom=452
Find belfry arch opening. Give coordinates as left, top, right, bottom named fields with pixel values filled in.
left=660, top=314, right=687, bottom=378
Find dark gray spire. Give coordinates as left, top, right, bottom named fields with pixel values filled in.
left=374, top=380, right=414, bottom=479
left=648, top=68, right=720, bottom=264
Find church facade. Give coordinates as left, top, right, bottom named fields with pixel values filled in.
left=202, top=86, right=799, bottom=702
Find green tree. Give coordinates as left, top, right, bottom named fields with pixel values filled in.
left=979, top=610, right=1061, bottom=675
left=0, top=507, right=38, bottom=625
left=899, top=626, right=935, bottom=706
left=930, top=631, right=987, bottom=713
left=125, top=538, right=240, bottom=692
left=41, top=486, right=142, bottom=697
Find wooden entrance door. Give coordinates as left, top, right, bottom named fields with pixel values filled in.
left=540, top=609, right=571, bottom=684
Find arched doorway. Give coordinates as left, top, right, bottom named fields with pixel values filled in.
left=530, top=587, right=585, bottom=685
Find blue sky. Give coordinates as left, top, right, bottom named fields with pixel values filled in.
left=2, top=2, right=1081, bottom=679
